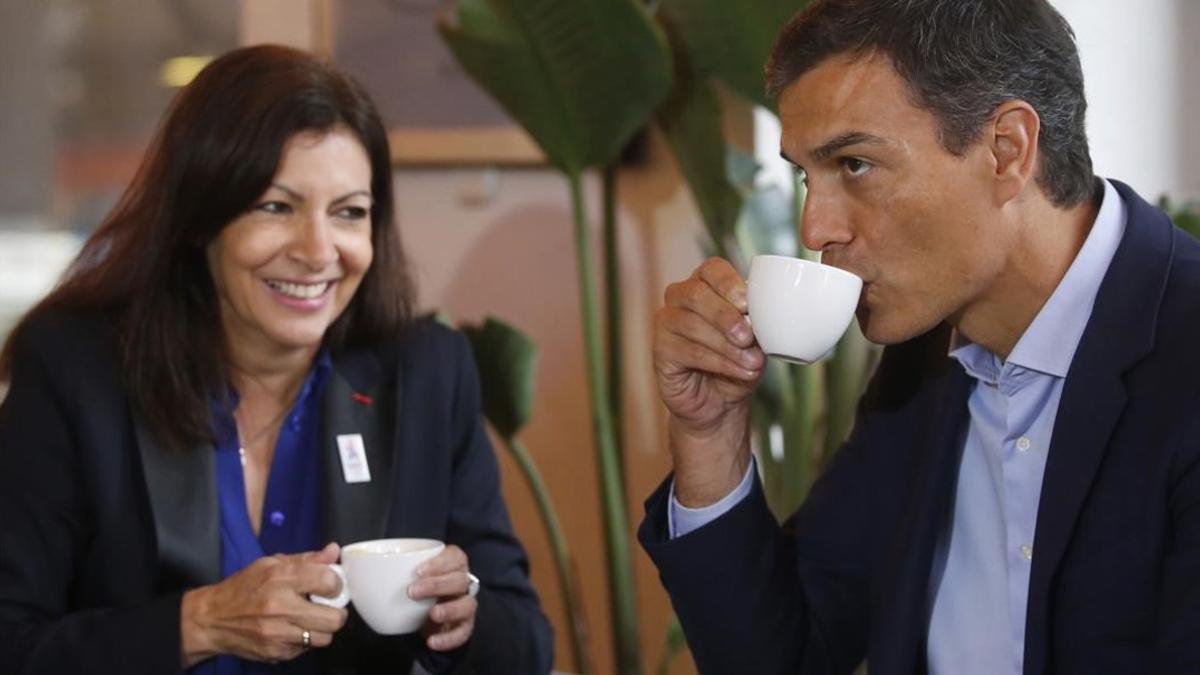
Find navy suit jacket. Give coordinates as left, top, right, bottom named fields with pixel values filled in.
left=0, top=312, right=553, bottom=674
left=640, top=181, right=1200, bottom=674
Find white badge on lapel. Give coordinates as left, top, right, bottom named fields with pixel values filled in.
left=336, top=434, right=372, bottom=484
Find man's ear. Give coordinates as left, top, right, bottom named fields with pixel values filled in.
left=988, top=100, right=1041, bottom=205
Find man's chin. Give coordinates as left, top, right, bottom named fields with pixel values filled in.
left=857, top=308, right=936, bottom=346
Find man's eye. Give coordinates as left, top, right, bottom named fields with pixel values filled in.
left=842, top=158, right=871, bottom=177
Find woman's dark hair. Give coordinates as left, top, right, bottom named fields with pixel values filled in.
left=0, top=44, right=413, bottom=449
left=766, top=0, right=1094, bottom=208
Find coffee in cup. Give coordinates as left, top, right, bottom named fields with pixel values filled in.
left=310, top=538, right=444, bottom=634
left=746, top=254, right=863, bottom=364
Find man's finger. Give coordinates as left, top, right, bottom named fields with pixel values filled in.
left=696, top=257, right=749, bottom=312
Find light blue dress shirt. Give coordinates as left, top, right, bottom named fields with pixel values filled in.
left=670, top=179, right=1127, bottom=675
left=926, top=179, right=1125, bottom=674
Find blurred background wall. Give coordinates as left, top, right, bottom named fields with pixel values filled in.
left=0, top=1, right=1196, bottom=673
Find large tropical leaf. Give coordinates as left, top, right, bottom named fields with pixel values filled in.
left=653, top=11, right=742, bottom=260
left=439, top=0, right=673, bottom=176
left=461, top=317, right=537, bottom=440
left=656, top=81, right=742, bottom=259
left=657, top=0, right=810, bottom=108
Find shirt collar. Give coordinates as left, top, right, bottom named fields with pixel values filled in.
left=950, top=178, right=1127, bottom=379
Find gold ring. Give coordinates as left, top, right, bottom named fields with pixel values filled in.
left=301, top=629, right=312, bottom=648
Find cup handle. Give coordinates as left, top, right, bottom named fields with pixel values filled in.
left=309, top=563, right=349, bottom=608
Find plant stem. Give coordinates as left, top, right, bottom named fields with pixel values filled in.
left=508, top=437, right=593, bottom=674
left=602, top=162, right=625, bottom=485
left=568, top=172, right=643, bottom=675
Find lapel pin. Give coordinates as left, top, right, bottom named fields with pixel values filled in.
left=351, top=392, right=373, bottom=406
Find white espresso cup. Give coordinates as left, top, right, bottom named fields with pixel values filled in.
left=747, top=254, right=863, bottom=364
left=310, top=538, right=444, bottom=635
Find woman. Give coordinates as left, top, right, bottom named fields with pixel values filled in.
left=0, top=45, right=552, bottom=674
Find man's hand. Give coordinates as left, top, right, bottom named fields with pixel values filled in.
left=654, top=257, right=765, bottom=507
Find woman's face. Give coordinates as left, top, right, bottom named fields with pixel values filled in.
left=206, top=126, right=375, bottom=361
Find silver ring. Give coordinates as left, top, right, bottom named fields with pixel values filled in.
left=301, top=629, right=311, bottom=649
left=466, top=572, right=480, bottom=598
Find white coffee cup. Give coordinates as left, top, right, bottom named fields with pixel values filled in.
left=310, top=538, right=444, bottom=635
left=747, top=254, right=863, bottom=364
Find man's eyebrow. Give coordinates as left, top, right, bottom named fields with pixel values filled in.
left=810, top=131, right=888, bottom=161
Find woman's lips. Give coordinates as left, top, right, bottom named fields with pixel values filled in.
left=263, top=279, right=335, bottom=310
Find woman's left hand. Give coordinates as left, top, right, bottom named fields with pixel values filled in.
left=408, top=544, right=478, bottom=651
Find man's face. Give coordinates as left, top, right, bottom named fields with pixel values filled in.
left=779, top=52, right=1017, bottom=345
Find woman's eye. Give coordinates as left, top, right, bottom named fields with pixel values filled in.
left=336, top=205, right=370, bottom=220
left=842, top=158, right=872, bottom=177
left=255, top=201, right=291, bottom=214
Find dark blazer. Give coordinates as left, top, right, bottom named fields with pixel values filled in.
left=640, top=181, right=1200, bottom=675
left=0, top=313, right=553, bottom=674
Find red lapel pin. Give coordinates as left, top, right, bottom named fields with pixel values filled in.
left=351, top=392, right=373, bottom=406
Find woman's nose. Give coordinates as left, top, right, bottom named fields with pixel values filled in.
left=289, top=215, right=337, bottom=269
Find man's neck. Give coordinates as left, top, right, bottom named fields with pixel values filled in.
left=952, top=191, right=1101, bottom=360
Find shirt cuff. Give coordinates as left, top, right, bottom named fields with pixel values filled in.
left=668, top=457, right=756, bottom=538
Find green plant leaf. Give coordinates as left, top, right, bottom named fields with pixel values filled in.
left=656, top=75, right=742, bottom=259
left=657, top=0, right=811, bottom=108
left=461, top=317, right=537, bottom=440
left=439, top=0, right=673, bottom=175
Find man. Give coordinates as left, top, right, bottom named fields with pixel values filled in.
left=639, top=1, right=1200, bottom=674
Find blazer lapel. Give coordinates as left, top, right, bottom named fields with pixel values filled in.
left=873, top=354, right=972, bottom=675
left=320, top=348, right=399, bottom=546
left=1023, top=181, right=1175, bottom=675
left=134, top=416, right=221, bottom=589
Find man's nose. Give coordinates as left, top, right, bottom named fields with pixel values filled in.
left=799, top=189, right=854, bottom=253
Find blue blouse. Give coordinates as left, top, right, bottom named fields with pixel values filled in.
left=191, top=352, right=332, bottom=675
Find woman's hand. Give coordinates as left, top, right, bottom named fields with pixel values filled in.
left=180, top=542, right=348, bottom=666
left=408, top=545, right=478, bottom=651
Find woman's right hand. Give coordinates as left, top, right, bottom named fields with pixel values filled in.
left=654, top=257, right=766, bottom=508
left=180, top=542, right=348, bottom=667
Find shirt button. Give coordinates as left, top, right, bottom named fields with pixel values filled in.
left=1020, top=544, right=1033, bottom=561
left=1017, top=436, right=1032, bottom=452
left=270, top=510, right=286, bottom=527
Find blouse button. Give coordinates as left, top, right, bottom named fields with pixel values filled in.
left=269, top=510, right=286, bottom=527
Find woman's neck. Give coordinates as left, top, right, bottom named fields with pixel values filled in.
left=224, top=339, right=318, bottom=407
